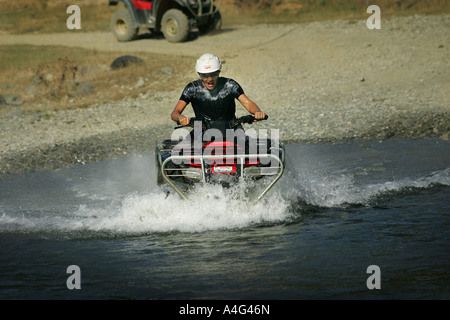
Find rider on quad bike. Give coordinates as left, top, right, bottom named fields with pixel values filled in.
left=156, top=54, right=285, bottom=201
left=171, top=53, right=266, bottom=132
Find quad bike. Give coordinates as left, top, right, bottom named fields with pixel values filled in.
left=108, top=0, right=222, bottom=42
left=155, top=115, right=285, bottom=202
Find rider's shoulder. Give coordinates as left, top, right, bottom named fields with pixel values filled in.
left=221, top=77, right=241, bottom=86
left=222, top=77, right=236, bottom=82
left=189, top=79, right=203, bottom=87
left=183, top=80, right=202, bottom=92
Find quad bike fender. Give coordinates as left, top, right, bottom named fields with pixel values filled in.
left=109, top=0, right=141, bottom=25
left=153, top=0, right=186, bottom=27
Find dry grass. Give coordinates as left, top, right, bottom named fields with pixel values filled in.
left=0, top=45, right=192, bottom=114
left=226, top=0, right=450, bottom=25
left=0, top=1, right=116, bottom=33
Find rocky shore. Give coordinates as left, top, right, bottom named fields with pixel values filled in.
left=1, top=15, right=449, bottom=175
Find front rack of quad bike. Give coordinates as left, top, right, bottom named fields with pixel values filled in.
left=182, top=0, right=223, bottom=17
left=156, top=149, right=285, bottom=202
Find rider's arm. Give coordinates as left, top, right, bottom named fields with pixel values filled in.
left=237, top=94, right=266, bottom=120
left=171, top=100, right=190, bottom=125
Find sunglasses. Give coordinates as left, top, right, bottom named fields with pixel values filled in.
left=199, top=71, right=220, bottom=79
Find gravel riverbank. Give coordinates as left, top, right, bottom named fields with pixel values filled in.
left=1, top=15, right=449, bottom=175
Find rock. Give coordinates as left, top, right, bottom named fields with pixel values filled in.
left=160, top=67, right=173, bottom=74
left=26, top=85, right=41, bottom=96
left=135, top=77, right=145, bottom=88
left=32, top=76, right=43, bottom=84
left=76, top=82, right=95, bottom=96
left=0, top=95, right=6, bottom=107
left=110, top=55, right=144, bottom=70
left=6, top=96, right=23, bottom=106
left=75, top=65, right=110, bottom=81
left=44, top=73, right=55, bottom=82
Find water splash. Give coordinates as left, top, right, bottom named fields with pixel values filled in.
left=1, top=140, right=448, bottom=236
left=0, top=182, right=292, bottom=236
left=286, top=166, right=450, bottom=208
left=73, top=182, right=292, bottom=234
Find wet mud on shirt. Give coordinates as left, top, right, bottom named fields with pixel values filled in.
left=180, top=77, right=245, bottom=122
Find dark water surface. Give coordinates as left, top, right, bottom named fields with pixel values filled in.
left=0, top=138, right=449, bottom=299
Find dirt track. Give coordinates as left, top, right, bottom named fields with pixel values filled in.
left=0, top=14, right=449, bottom=174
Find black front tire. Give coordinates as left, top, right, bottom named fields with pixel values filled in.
left=161, top=9, right=189, bottom=43
left=111, top=9, right=139, bottom=42
left=198, top=11, right=222, bottom=34
left=212, top=11, right=222, bottom=31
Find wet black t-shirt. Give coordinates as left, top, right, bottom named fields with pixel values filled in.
left=179, top=77, right=244, bottom=122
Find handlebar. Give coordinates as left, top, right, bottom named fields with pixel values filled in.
left=235, top=114, right=268, bottom=125
left=175, top=114, right=268, bottom=129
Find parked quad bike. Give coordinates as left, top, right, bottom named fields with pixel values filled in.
left=155, top=115, right=285, bottom=202
left=109, top=0, right=222, bottom=42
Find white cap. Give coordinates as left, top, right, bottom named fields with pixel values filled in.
left=195, top=53, right=222, bottom=73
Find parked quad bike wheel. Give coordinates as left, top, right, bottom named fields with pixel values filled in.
left=111, top=9, right=139, bottom=42
left=161, top=9, right=189, bottom=43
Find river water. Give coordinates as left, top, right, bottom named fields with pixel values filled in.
left=0, top=138, right=449, bottom=300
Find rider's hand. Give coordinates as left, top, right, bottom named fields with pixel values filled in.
left=179, top=116, right=190, bottom=126
left=254, top=111, right=266, bottom=121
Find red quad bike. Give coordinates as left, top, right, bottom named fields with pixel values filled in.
left=155, top=115, right=286, bottom=202
left=108, top=0, right=222, bottom=42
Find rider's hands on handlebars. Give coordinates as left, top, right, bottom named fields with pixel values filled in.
left=176, top=113, right=267, bottom=127
left=178, top=115, right=190, bottom=126
left=254, top=111, right=266, bottom=121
